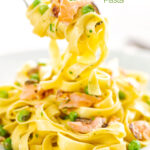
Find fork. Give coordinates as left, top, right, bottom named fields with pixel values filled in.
left=23, top=0, right=29, bottom=7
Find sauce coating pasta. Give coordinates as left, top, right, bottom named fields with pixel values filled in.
left=0, top=0, right=149, bottom=150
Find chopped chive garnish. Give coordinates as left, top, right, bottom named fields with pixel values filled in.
left=41, top=112, right=43, bottom=117
left=69, top=112, right=78, bottom=122
left=0, top=125, right=8, bottom=137
left=32, top=0, right=41, bottom=8
left=84, top=86, right=89, bottom=95
left=30, top=73, right=40, bottom=82
left=82, top=5, right=94, bottom=14
left=50, top=24, right=54, bottom=32
left=17, top=110, right=31, bottom=122
left=89, top=29, right=93, bottom=33
left=3, top=137, right=12, bottom=150
left=0, top=90, right=8, bottom=99
left=38, top=62, right=46, bottom=66
left=119, top=90, right=126, bottom=100
left=69, top=71, right=73, bottom=74
left=39, top=5, right=49, bottom=15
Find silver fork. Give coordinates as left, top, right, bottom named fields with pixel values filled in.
left=22, top=0, right=100, bottom=14
left=23, top=0, right=29, bottom=7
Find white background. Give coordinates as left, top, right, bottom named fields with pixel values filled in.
left=0, top=0, right=150, bottom=55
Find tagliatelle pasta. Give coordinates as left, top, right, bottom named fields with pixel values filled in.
left=0, top=0, right=150, bottom=150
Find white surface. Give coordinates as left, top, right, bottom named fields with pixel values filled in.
left=0, top=0, right=150, bottom=55
left=0, top=50, right=150, bottom=150
left=0, top=49, right=150, bottom=84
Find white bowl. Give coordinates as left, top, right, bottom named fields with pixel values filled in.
left=0, top=49, right=150, bottom=150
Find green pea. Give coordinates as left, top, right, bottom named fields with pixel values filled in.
left=128, top=140, right=141, bottom=150
left=69, top=112, right=78, bottom=122
left=3, top=138, right=12, bottom=150
left=17, top=110, right=31, bottom=122
left=32, top=0, right=41, bottom=8
left=0, top=125, right=8, bottom=137
left=82, top=5, right=94, bottom=14
left=119, top=90, right=126, bottom=100
left=84, top=86, right=89, bottom=95
left=0, top=90, right=8, bottom=99
left=39, top=5, right=49, bottom=15
left=30, top=73, right=40, bottom=82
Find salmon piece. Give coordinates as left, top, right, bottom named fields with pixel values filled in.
left=129, top=121, right=150, bottom=140
left=68, top=117, right=106, bottom=133
left=20, top=84, right=38, bottom=100
left=58, top=0, right=91, bottom=22
left=20, top=82, right=53, bottom=100
left=59, top=92, right=100, bottom=109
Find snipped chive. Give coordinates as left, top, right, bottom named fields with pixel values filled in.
left=50, top=24, right=55, bottom=32
left=38, top=62, right=46, bottom=66
left=69, top=71, right=73, bottom=74
left=84, top=86, right=89, bottom=95
left=41, top=112, right=44, bottom=117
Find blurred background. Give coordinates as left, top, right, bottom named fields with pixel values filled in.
left=0, top=0, right=150, bottom=56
